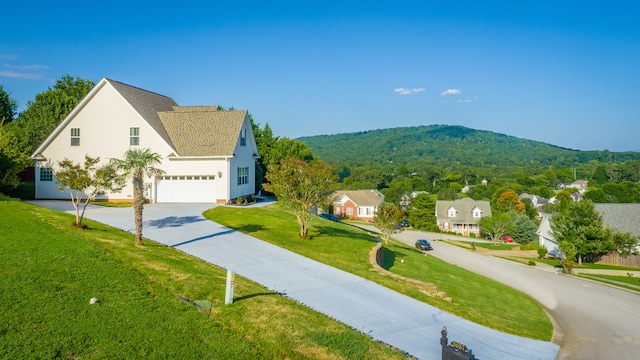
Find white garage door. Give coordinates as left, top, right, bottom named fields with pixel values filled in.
left=156, top=175, right=217, bottom=203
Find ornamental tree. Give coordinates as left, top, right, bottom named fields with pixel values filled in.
left=374, top=202, right=405, bottom=246
left=478, top=213, right=512, bottom=244
left=264, top=157, right=337, bottom=238
left=55, top=155, right=125, bottom=227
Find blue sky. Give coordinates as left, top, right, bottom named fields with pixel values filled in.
left=2, top=1, right=639, bottom=151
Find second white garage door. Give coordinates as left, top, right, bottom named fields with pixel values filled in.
left=156, top=175, right=217, bottom=203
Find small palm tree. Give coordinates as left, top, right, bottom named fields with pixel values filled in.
left=112, top=148, right=164, bottom=246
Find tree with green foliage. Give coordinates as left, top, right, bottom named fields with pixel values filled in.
left=55, top=155, right=125, bottom=227
left=406, top=193, right=436, bottom=230
left=508, top=212, right=538, bottom=244
left=551, top=199, right=607, bottom=265
left=0, top=122, right=31, bottom=193
left=478, top=213, right=512, bottom=244
left=591, top=164, right=608, bottom=185
left=264, top=157, right=337, bottom=238
left=14, top=75, right=95, bottom=151
left=437, top=187, right=458, bottom=200
left=521, top=198, right=539, bottom=219
left=342, top=166, right=387, bottom=190
left=605, top=228, right=639, bottom=257
left=602, top=181, right=640, bottom=203
left=251, top=118, right=315, bottom=193
left=0, top=85, right=18, bottom=123
left=558, top=240, right=578, bottom=274
left=584, top=188, right=607, bottom=203
left=112, top=149, right=164, bottom=246
left=374, top=202, right=405, bottom=246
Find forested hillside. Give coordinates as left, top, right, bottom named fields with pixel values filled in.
left=298, top=125, right=640, bottom=170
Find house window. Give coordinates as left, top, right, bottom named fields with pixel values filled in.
left=447, top=208, right=457, bottom=217
left=70, top=128, right=80, bottom=146
left=237, top=167, right=249, bottom=185
left=366, top=208, right=372, bottom=216
left=346, top=208, right=353, bottom=216
left=472, top=208, right=482, bottom=217
left=240, top=128, right=246, bottom=146
left=130, top=127, right=140, bottom=146
left=40, top=167, right=53, bottom=182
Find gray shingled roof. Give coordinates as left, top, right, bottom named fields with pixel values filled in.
left=158, top=109, right=247, bottom=157
left=335, top=190, right=384, bottom=206
left=436, top=198, right=492, bottom=224
left=595, top=204, right=640, bottom=237
left=107, top=79, right=247, bottom=157
left=106, top=79, right=178, bottom=149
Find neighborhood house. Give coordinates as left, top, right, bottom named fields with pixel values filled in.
left=31, top=78, right=259, bottom=204
left=436, top=198, right=492, bottom=237
left=333, top=189, right=384, bottom=222
left=538, top=203, right=640, bottom=257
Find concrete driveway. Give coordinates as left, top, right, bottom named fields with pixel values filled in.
left=28, top=201, right=559, bottom=360
left=386, top=228, right=640, bottom=360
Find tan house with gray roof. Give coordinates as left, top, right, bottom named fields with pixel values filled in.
left=436, top=198, right=492, bottom=237
left=32, top=78, right=258, bottom=203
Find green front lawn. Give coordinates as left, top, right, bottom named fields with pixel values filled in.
left=205, top=204, right=553, bottom=341
left=0, top=199, right=406, bottom=359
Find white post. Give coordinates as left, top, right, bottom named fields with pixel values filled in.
left=225, top=269, right=235, bottom=305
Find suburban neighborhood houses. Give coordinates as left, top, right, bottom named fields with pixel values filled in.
left=30, top=78, right=259, bottom=204
left=435, top=198, right=492, bottom=237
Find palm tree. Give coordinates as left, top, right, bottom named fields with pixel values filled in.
left=113, top=148, right=164, bottom=246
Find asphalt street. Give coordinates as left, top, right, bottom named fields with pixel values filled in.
left=387, top=228, right=640, bottom=360
left=27, top=201, right=561, bottom=360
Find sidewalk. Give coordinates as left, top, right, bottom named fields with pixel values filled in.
left=28, top=200, right=559, bottom=360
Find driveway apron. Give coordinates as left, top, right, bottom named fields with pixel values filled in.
left=28, top=201, right=559, bottom=360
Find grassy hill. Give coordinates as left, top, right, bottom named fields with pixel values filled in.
left=0, top=198, right=407, bottom=359
left=298, top=125, right=640, bottom=169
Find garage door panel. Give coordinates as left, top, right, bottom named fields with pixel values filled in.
left=156, top=175, right=216, bottom=203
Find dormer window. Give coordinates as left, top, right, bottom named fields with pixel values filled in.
left=472, top=208, right=482, bottom=218
left=240, top=128, right=246, bottom=146
left=70, top=128, right=80, bottom=146
left=447, top=207, right=457, bottom=217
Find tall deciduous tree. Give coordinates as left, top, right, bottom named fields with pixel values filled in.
left=551, top=199, right=607, bottom=265
left=55, top=155, right=125, bottom=227
left=0, top=85, right=18, bottom=123
left=0, top=122, right=31, bottom=192
left=112, top=149, right=164, bottom=246
left=374, top=202, right=405, bottom=246
left=15, top=75, right=94, bottom=151
left=264, top=157, right=337, bottom=238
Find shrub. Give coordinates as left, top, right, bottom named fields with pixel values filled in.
left=528, top=260, right=536, bottom=266
left=519, top=243, right=539, bottom=250
left=537, top=246, right=547, bottom=259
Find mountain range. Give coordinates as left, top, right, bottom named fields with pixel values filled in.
left=297, top=125, right=640, bottom=170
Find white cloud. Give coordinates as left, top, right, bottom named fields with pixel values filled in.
left=0, top=64, right=48, bottom=79
left=0, top=70, right=44, bottom=79
left=441, top=88, right=461, bottom=96
left=0, top=54, right=19, bottom=61
left=395, top=87, right=425, bottom=95
left=457, top=99, right=473, bottom=103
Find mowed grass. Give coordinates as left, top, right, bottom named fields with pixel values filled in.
left=205, top=204, right=553, bottom=341
left=0, top=198, right=407, bottom=359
